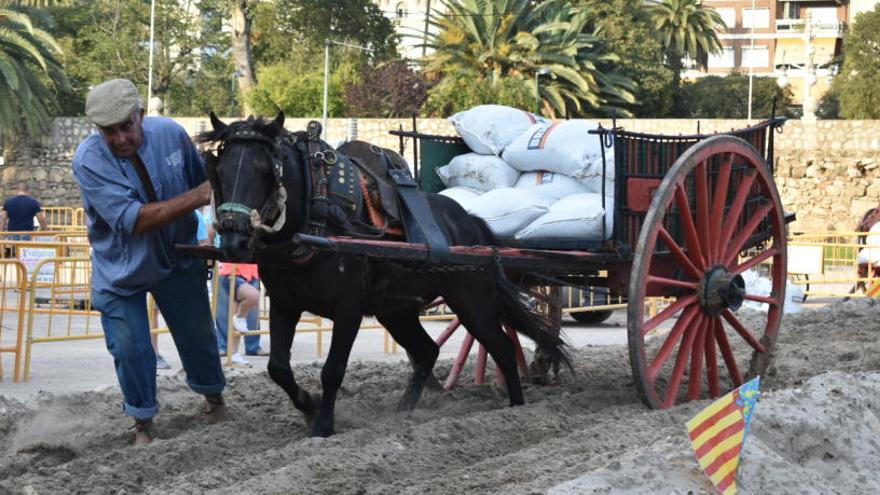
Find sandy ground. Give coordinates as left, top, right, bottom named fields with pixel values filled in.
left=1, top=300, right=880, bottom=494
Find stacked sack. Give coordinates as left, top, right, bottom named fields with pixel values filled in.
left=436, top=104, right=614, bottom=241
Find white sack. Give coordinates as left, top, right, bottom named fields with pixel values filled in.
left=438, top=186, right=482, bottom=212
left=514, top=171, right=590, bottom=200
left=502, top=120, right=615, bottom=193
left=449, top=105, right=548, bottom=155
left=741, top=270, right=802, bottom=314
left=469, top=188, right=555, bottom=238
left=435, top=153, right=520, bottom=192
left=515, top=193, right=614, bottom=241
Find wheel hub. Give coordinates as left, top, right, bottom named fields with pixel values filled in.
left=699, top=266, right=746, bottom=315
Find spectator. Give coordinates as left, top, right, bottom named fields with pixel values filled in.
left=1, top=182, right=48, bottom=240
left=72, top=79, right=226, bottom=445
left=204, top=208, right=267, bottom=362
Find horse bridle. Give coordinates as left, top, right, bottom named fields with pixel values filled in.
left=206, top=128, right=288, bottom=236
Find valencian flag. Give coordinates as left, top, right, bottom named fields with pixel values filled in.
left=686, top=377, right=761, bottom=495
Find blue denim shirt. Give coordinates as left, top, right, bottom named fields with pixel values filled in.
left=72, top=117, right=206, bottom=296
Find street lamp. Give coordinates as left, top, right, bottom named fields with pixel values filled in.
left=534, top=67, right=552, bottom=114
left=146, top=0, right=156, bottom=114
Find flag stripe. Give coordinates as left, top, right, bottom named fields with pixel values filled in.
left=716, top=468, right=738, bottom=494
left=703, top=435, right=744, bottom=476
left=695, top=416, right=745, bottom=458
left=687, top=398, right=738, bottom=439
left=692, top=409, right=742, bottom=451
left=709, top=453, right=741, bottom=484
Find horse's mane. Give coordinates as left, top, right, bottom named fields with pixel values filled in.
left=195, top=116, right=283, bottom=146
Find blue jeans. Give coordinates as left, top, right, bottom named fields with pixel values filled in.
left=214, top=275, right=262, bottom=354
left=92, top=261, right=226, bottom=420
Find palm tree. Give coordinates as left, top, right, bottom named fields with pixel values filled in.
left=422, top=0, right=635, bottom=117
left=0, top=1, right=69, bottom=140
left=648, top=0, right=725, bottom=74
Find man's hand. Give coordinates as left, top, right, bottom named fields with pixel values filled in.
left=133, top=181, right=214, bottom=235
left=195, top=181, right=212, bottom=207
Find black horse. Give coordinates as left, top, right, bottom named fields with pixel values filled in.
left=199, top=112, right=568, bottom=437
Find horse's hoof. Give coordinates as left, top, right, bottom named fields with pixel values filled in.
left=310, top=423, right=334, bottom=438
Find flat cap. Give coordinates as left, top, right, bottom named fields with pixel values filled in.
left=85, top=79, right=143, bottom=127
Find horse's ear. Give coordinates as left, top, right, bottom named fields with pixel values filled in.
left=209, top=112, right=227, bottom=132
left=271, top=111, right=285, bottom=131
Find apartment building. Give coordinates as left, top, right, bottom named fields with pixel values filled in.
left=695, top=0, right=879, bottom=109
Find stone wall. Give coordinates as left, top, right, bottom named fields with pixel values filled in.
left=2, top=116, right=877, bottom=232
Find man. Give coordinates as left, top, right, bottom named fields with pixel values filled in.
left=72, top=79, right=226, bottom=445
left=1, top=182, right=48, bottom=234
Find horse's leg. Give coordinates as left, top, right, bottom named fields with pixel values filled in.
left=266, top=304, right=318, bottom=421
left=376, top=310, right=440, bottom=411
left=312, top=307, right=363, bottom=437
left=444, top=291, right=525, bottom=406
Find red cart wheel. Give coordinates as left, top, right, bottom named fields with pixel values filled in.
left=628, top=135, right=787, bottom=409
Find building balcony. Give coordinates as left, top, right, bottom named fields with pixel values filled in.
left=775, top=18, right=846, bottom=37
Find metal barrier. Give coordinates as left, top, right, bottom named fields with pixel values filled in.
left=787, top=231, right=880, bottom=300
left=217, top=264, right=386, bottom=366
left=0, top=260, right=28, bottom=382
left=41, top=207, right=81, bottom=231
left=23, top=257, right=98, bottom=380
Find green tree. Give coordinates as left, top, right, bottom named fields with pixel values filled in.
left=245, top=56, right=359, bottom=118
left=832, top=4, right=880, bottom=119
left=578, top=0, right=676, bottom=117
left=678, top=74, right=792, bottom=119
left=423, top=0, right=635, bottom=117
left=252, top=0, right=397, bottom=65
left=48, top=0, right=229, bottom=116
left=648, top=0, right=724, bottom=114
left=0, top=1, right=70, bottom=140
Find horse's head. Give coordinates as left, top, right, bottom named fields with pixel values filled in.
left=198, top=112, right=289, bottom=261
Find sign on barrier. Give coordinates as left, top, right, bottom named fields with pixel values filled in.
left=19, top=247, right=57, bottom=283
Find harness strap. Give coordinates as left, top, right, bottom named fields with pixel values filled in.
left=388, top=169, right=450, bottom=263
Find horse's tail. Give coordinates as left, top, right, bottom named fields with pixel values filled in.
left=495, top=269, right=572, bottom=373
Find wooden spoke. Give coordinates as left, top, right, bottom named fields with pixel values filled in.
left=731, top=247, right=779, bottom=274
left=717, top=172, right=757, bottom=252
left=708, top=155, right=733, bottom=263
left=646, top=275, right=699, bottom=290
left=724, top=203, right=774, bottom=266
left=687, top=313, right=709, bottom=401
left=721, top=309, right=767, bottom=353
left=646, top=304, right=701, bottom=382
left=695, top=161, right=712, bottom=263
left=744, top=294, right=779, bottom=306
left=714, top=319, right=744, bottom=386
left=641, top=294, right=699, bottom=337
left=674, top=184, right=707, bottom=269
left=658, top=227, right=703, bottom=280
left=663, top=313, right=702, bottom=408
left=705, top=317, right=721, bottom=398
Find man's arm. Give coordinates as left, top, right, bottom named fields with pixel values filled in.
left=35, top=212, right=48, bottom=231
left=133, top=181, right=212, bottom=235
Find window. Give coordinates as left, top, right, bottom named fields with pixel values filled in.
left=742, top=8, right=770, bottom=28
left=396, top=2, right=407, bottom=19
left=807, top=7, right=838, bottom=25
left=742, top=46, right=769, bottom=68
left=714, top=8, right=736, bottom=29
left=708, top=47, right=736, bottom=68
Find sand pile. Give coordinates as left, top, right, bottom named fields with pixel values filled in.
left=1, top=300, right=879, bottom=494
